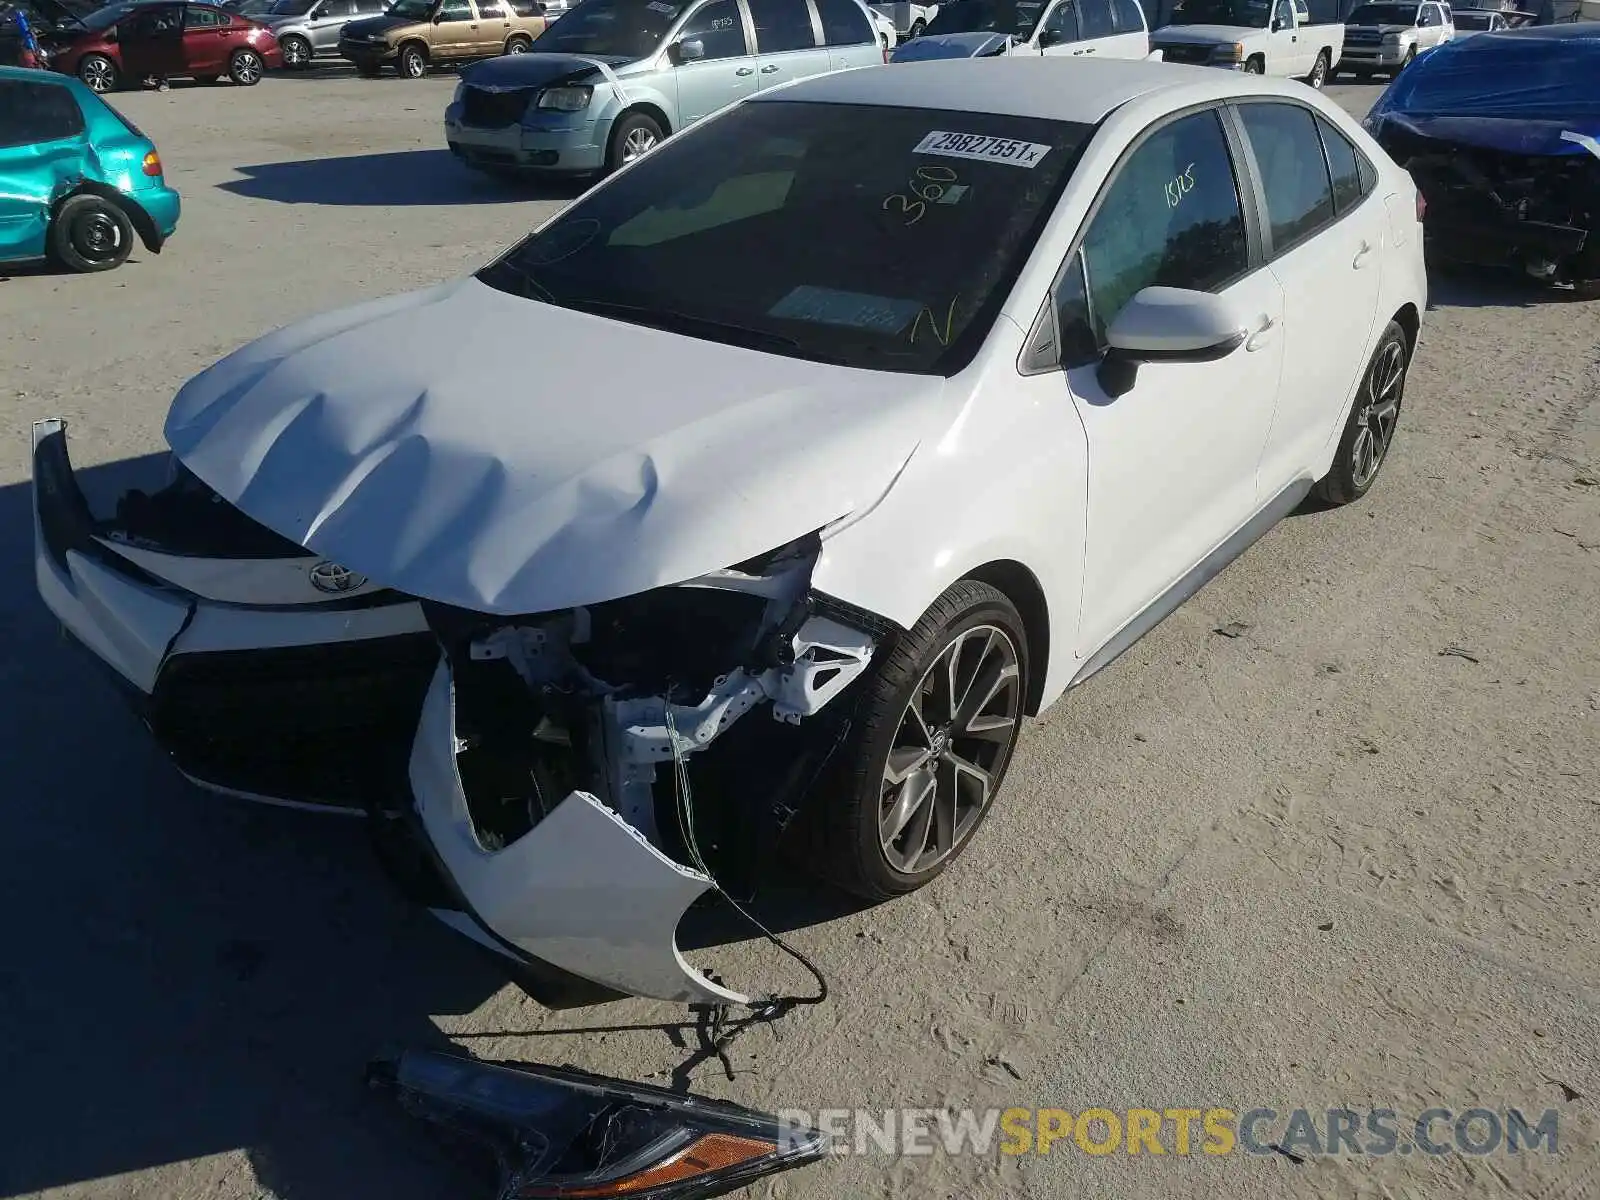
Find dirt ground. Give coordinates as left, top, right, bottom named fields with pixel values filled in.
left=0, top=69, right=1595, bottom=1200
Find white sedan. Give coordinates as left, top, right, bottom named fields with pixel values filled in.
left=32, top=57, right=1426, bottom=1008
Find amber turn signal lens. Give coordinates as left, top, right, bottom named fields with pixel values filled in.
left=519, top=1133, right=776, bottom=1197
left=142, top=151, right=163, bottom=177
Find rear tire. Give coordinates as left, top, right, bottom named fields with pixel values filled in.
left=398, top=41, right=428, bottom=77
left=1314, top=320, right=1409, bottom=505
left=279, top=33, right=312, bottom=67
left=804, top=580, right=1029, bottom=902
left=908, top=17, right=925, bottom=35
left=77, top=53, right=118, bottom=92
left=504, top=33, right=531, bottom=52
left=1306, top=48, right=1328, bottom=87
left=228, top=48, right=263, bottom=84
left=49, top=194, right=135, bottom=273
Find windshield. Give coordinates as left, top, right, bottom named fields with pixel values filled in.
left=269, top=0, right=315, bottom=12
left=385, top=0, right=431, bottom=16
left=924, top=0, right=1045, bottom=37
left=531, top=0, right=680, bottom=57
left=477, top=101, right=1090, bottom=375
left=1348, top=3, right=1416, bottom=21
left=1162, top=0, right=1270, bottom=24
left=1382, top=34, right=1600, bottom=116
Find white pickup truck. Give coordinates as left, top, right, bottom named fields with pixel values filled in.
left=870, top=0, right=942, bottom=38
left=1151, top=0, right=1344, bottom=86
left=893, top=0, right=1161, bottom=59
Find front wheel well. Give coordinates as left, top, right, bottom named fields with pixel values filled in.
left=613, top=102, right=671, bottom=139
left=54, top=183, right=159, bottom=254
left=962, top=560, right=1050, bottom=716
left=398, top=38, right=428, bottom=59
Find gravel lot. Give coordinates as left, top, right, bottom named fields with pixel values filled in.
left=0, top=68, right=1596, bottom=1200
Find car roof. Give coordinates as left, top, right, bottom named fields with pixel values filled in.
left=748, top=57, right=1226, bottom=126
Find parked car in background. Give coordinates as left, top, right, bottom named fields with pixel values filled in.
left=221, top=0, right=278, bottom=15
left=902, top=0, right=1157, bottom=58
left=1335, top=0, right=1452, bottom=77
left=864, top=2, right=897, bottom=47
left=33, top=56, right=1425, bottom=1006
left=1448, top=5, right=1506, bottom=31
left=1152, top=0, right=1344, bottom=86
left=1365, top=23, right=1600, bottom=295
left=2, top=0, right=97, bottom=64
left=869, top=0, right=937, bottom=38
left=264, top=0, right=388, bottom=66
left=49, top=1, right=281, bottom=89
left=444, top=0, right=883, bottom=177
left=0, top=66, right=179, bottom=270
left=338, top=0, right=545, bottom=77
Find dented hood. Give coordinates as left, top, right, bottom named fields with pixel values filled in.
left=164, top=277, right=946, bottom=614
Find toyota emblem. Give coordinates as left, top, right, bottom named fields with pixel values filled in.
left=309, top=561, right=367, bottom=594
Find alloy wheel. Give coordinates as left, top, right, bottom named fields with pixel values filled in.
left=1352, top=339, right=1404, bottom=488
left=878, top=625, right=1021, bottom=875
left=282, top=36, right=309, bottom=65
left=403, top=49, right=425, bottom=76
left=80, top=58, right=114, bottom=91
left=621, top=127, right=657, bottom=162
left=233, top=51, right=261, bottom=82
left=1309, top=54, right=1326, bottom=87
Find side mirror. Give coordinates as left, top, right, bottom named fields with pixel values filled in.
left=671, top=36, right=705, bottom=61
left=1095, top=287, right=1248, bottom=398
left=1038, top=27, right=1061, bottom=45
left=1269, top=15, right=1282, bottom=28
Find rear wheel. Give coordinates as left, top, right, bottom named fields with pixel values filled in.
left=908, top=16, right=925, bottom=35
left=1314, top=320, right=1409, bottom=505
left=229, top=48, right=263, bottom=84
left=1306, top=48, right=1328, bottom=88
left=504, top=33, right=531, bottom=52
left=399, top=41, right=428, bottom=77
left=280, top=33, right=312, bottom=67
left=806, top=580, right=1029, bottom=901
left=49, top=194, right=135, bottom=273
left=77, top=53, right=118, bottom=92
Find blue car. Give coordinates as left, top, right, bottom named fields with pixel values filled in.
left=1365, top=24, right=1600, bottom=295
left=0, top=65, right=180, bottom=272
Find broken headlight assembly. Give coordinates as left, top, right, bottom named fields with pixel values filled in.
left=370, top=1048, right=829, bottom=1199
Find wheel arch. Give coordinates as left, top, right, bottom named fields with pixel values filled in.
left=397, top=36, right=429, bottom=61
left=1392, top=302, right=1421, bottom=361
left=54, top=183, right=161, bottom=254
left=960, top=559, right=1051, bottom=717
left=615, top=100, right=672, bottom=139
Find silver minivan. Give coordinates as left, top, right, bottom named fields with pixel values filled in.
left=264, top=0, right=391, bottom=66
left=444, top=0, right=885, bottom=177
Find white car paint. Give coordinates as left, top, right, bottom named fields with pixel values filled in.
left=1338, top=0, right=1454, bottom=73
left=1029, top=0, right=1153, bottom=58
left=33, top=58, right=1426, bottom=1006
left=1152, top=0, right=1344, bottom=80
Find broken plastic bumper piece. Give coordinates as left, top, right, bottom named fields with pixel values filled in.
left=370, top=1048, right=829, bottom=1199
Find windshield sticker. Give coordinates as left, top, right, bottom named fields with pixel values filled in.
left=646, top=1, right=679, bottom=12
left=769, top=286, right=924, bottom=334
left=913, top=130, right=1051, bottom=168
left=1165, top=163, right=1196, bottom=208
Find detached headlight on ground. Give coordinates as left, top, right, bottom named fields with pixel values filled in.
left=538, top=85, right=592, bottom=111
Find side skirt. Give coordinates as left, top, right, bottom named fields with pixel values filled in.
left=1068, top=477, right=1314, bottom=691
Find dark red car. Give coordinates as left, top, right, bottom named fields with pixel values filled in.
left=49, top=0, right=281, bottom=91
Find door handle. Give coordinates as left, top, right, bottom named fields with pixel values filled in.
left=1352, top=240, right=1375, bottom=269
left=735, top=65, right=754, bottom=74
left=759, top=63, right=779, bottom=72
left=1083, top=45, right=1095, bottom=52
left=1245, top=315, right=1278, bottom=352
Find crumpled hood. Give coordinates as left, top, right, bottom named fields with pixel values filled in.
left=164, top=277, right=948, bottom=615
left=890, top=31, right=1015, bottom=59
left=1376, top=111, right=1600, bottom=156
left=458, top=50, right=633, bottom=89
left=1151, top=23, right=1255, bottom=43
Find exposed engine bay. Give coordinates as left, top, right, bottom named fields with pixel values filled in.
left=428, top=533, right=879, bottom=892
left=1381, top=124, right=1600, bottom=285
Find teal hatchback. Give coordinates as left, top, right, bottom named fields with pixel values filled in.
left=0, top=66, right=180, bottom=272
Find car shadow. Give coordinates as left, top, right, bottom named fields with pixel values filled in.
left=219, top=148, right=589, bottom=206
left=1425, top=263, right=1589, bottom=309
left=0, top=448, right=855, bottom=1195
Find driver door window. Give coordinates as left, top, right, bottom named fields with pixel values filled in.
left=1038, top=0, right=1080, bottom=48
left=676, top=0, right=750, bottom=57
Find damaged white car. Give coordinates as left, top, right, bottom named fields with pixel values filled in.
left=33, top=57, right=1426, bottom=1008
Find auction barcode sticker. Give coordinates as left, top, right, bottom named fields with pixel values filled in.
left=913, top=131, right=1051, bottom=168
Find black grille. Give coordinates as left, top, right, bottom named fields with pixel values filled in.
left=1160, top=42, right=1216, bottom=64
left=149, top=633, right=440, bottom=809
left=461, top=86, right=537, bottom=128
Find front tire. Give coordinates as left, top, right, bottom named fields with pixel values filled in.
left=1242, top=54, right=1264, bottom=73
left=605, top=110, right=663, bottom=173
left=49, top=194, right=135, bottom=273
left=1314, top=320, right=1409, bottom=505
left=229, top=48, right=263, bottom=84
left=908, top=16, right=925, bottom=36
left=77, top=53, right=118, bottom=92
left=398, top=41, right=428, bottom=77
left=809, top=580, right=1028, bottom=901
left=279, top=33, right=312, bottom=67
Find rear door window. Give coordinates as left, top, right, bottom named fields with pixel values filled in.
left=1237, top=101, right=1335, bottom=251
left=748, top=0, right=817, bottom=50
left=183, top=4, right=229, bottom=24
left=478, top=100, right=1093, bottom=375
left=1315, top=114, right=1372, bottom=214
